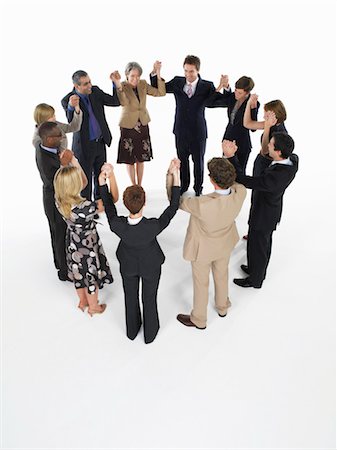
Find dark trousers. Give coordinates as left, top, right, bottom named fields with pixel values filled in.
left=175, top=135, right=206, bottom=194
left=236, top=148, right=251, bottom=174
left=43, top=192, right=67, bottom=276
left=76, top=139, right=106, bottom=201
left=121, top=268, right=161, bottom=344
left=247, top=228, right=274, bottom=287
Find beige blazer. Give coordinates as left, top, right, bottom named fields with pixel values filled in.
left=117, top=78, right=165, bottom=129
left=32, top=110, right=83, bottom=151
left=179, top=183, right=247, bottom=262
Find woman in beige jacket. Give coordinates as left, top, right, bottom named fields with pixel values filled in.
left=110, top=61, right=165, bottom=185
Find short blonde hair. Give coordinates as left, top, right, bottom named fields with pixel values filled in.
left=34, top=103, right=55, bottom=125
left=54, top=166, right=84, bottom=219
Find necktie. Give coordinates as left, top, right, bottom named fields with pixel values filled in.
left=187, top=83, right=193, bottom=98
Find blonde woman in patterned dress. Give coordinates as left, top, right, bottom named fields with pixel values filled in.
left=54, top=165, right=118, bottom=315
left=110, top=61, right=165, bottom=186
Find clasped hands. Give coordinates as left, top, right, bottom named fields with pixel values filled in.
left=222, top=140, right=238, bottom=158
left=168, top=158, right=180, bottom=175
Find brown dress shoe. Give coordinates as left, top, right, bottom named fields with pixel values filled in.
left=176, top=314, right=206, bottom=329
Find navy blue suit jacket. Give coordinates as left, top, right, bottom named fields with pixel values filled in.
left=151, top=75, right=215, bottom=141
left=61, top=86, right=120, bottom=154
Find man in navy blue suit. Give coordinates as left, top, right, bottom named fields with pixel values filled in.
left=151, top=55, right=215, bottom=196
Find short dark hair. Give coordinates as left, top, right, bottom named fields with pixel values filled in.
left=123, top=185, right=146, bottom=214
left=272, top=132, right=295, bottom=158
left=38, top=121, right=59, bottom=141
left=183, top=55, right=200, bottom=71
left=235, top=76, right=254, bottom=93
left=264, top=100, right=287, bottom=123
left=207, top=157, right=236, bottom=189
left=72, top=70, right=88, bottom=85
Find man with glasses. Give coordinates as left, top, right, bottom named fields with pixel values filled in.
left=35, top=122, right=87, bottom=281
left=61, top=70, right=120, bottom=211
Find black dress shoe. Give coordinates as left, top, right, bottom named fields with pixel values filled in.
left=195, top=191, right=202, bottom=197
left=218, top=312, right=227, bottom=318
left=177, top=314, right=206, bottom=329
left=233, top=277, right=261, bottom=288
left=240, top=264, right=250, bottom=275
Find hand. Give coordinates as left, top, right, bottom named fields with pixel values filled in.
left=110, top=71, right=121, bottom=84
left=264, top=110, right=277, bottom=127
left=249, top=93, right=258, bottom=109
left=222, top=139, right=238, bottom=158
left=68, top=94, right=80, bottom=108
left=59, top=149, right=73, bottom=166
left=101, top=162, right=114, bottom=178
left=220, top=74, right=229, bottom=88
left=153, top=60, right=162, bottom=75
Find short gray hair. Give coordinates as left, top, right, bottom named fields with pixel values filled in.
left=72, top=70, right=88, bottom=85
left=125, top=62, right=142, bottom=77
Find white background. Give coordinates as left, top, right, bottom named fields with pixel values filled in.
left=1, top=0, right=336, bottom=449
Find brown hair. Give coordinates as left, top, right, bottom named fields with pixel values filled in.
left=54, top=166, right=84, bottom=219
left=34, top=103, right=55, bottom=125
left=207, top=157, right=236, bottom=189
left=183, top=55, right=200, bottom=71
left=123, top=185, right=146, bottom=214
left=235, top=76, right=254, bottom=93
left=264, top=100, right=287, bottom=123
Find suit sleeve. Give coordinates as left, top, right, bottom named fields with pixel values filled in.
left=146, top=78, right=166, bottom=96
left=61, top=94, right=74, bottom=123
left=97, top=85, right=120, bottom=107
left=100, top=184, right=124, bottom=233
left=205, top=89, right=232, bottom=108
left=249, top=101, right=260, bottom=132
left=150, top=74, right=175, bottom=93
left=179, top=196, right=202, bottom=217
left=229, top=155, right=283, bottom=192
left=157, top=186, right=180, bottom=233
left=58, top=110, right=83, bottom=133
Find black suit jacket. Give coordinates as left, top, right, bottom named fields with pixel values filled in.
left=35, top=145, right=60, bottom=201
left=100, top=185, right=180, bottom=276
left=151, top=75, right=215, bottom=141
left=208, top=91, right=259, bottom=149
left=229, top=153, right=299, bottom=231
left=61, top=85, right=120, bottom=154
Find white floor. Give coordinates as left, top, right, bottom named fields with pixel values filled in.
left=1, top=1, right=336, bottom=448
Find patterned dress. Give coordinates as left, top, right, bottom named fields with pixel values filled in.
left=63, top=200, right=113, bottom=294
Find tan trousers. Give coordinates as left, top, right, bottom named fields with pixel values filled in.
left=190, top=254, right=232, bottom=328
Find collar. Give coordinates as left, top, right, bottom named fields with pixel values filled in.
left=40, top=144, right=58, bottom=155
left=185, top=77, right=199, bottom=89
left=271, top=158, right=293, bottom=166
left=127, top=216, right=143, bottom=225
left=214, top=188, right=231, bottom=195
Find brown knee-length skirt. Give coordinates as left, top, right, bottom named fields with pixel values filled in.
left=117, top=121, right=153, bottom=164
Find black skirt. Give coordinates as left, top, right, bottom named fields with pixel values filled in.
left=117, top=121, right=153, bottom=164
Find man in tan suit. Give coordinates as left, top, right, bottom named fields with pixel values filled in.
left=168, top=157, right=246, bottom=329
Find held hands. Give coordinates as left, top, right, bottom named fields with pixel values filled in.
left=68, top=94, right=80, bottom=109
left=110, top=71, right=122, bottom=88
left=168, top=158, right=181, bottom=175
left=249, top=93, right=259, bottom=109
left=99, top=162, right=114, bottom=185
left=220, top=74, right=229, bottom=89
left=152, top=60, right=162, bottom=76
left=222, top=140, right=238, bottom=158
left=59, top=149, right=74, bottom=166
left=264, top=110, right=277, bottom=127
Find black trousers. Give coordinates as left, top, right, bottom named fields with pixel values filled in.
left=43, top=192, right=67, bottom=276
left=76, top=139, right=106, bottom=201
left=175, top=135, right=206, bottom=194
left=247, top=228, right=274, bottom=287
left=236, top=148, right=251, bottom=174
left=121, top=268, right=161, bottom=344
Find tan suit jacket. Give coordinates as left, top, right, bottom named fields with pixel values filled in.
left=180, top=183, right=247, bottom=262
left=117, top=78, right=166, bottom=129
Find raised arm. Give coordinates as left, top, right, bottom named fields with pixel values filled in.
left=243, top=94, right=264, bottom=130
left=101, top=162, right=119, bottom=203
left=205, top=74, right=232, bottom=108
left=110, top=71, right=128, bottom=106
left=158, top=159, right=181, bottom=232
left=59, top=95, right=83, bottom=133
left=261, top=111, right=277, bottom=155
